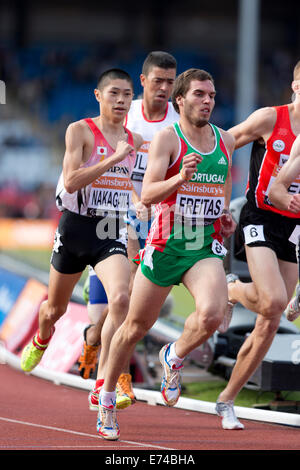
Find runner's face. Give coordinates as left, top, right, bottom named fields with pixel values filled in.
left=95, top=79, right=133, bottom=121
left=292, top=79, right=300, bottom=97
left=182, top=79, right=216, bottom=127
left=141, top=66, right=176, bottom=108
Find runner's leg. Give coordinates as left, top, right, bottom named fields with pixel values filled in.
left=219, top=246, right=296, bottom=402
left=174, top=257, right=227, bottom=358
left=39, top=265, right=82, bottom=339
left=103, top=266, right=172, bottom=392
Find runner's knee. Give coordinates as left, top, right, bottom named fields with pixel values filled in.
left=126, top=319, right=148, bottom=345
left=196, top=304, right=224, bottom=335
left=40, top=300, right=67, bottom=324
left=108, top=291, right=129, bottom=314
left=260, top=294, right=287, bottom=318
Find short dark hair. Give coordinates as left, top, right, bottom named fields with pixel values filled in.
left=142, top=51, right=177, bottom=76
left=97, top=68, right=133, bottom=91
left=172, top=68, right=214, bottom=113
left=293, top=61, right=300, bottom=80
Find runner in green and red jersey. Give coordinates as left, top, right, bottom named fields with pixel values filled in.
left=96, top=68, right=236, bottom=441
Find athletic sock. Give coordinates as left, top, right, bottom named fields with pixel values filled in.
left=100, top=389, right=116, bottom=409
left=33, top=328, right=55, bottom=349
left=168, top=342, right=184, bottom=368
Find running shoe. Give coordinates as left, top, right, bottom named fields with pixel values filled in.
left=89, top=386, right=103, bottom=411
left=117, top=373, right=136, bottom=404
left=218, top=273, right=239, bottom=333
left=21, top=337, right=48, bottom=372
left=285, top=285, right=300, bottom=322
left=216, top=399, right=244, bottom=430
left=88, top=381, right=132, bottom=411
left=78, top=325, right=100, bottom=379
left=97, top=402, right=120, bottom=440
left=159, top=343, right=183, bottom=407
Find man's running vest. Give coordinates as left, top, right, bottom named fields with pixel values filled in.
left=145, top=122, right=230, bottom=255
left=246, top=105, right=299, bottom=218
left=56, top=118, right=136, bottom=218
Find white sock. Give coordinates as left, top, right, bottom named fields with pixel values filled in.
left=100, top=389, right=116, bottom=409
left=168, top=342, right=184, bottom=368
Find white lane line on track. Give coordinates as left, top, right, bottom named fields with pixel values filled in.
left=0, top=416, right=175, bottom=451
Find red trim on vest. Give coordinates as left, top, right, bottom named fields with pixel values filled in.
left=255, top=105, right=298, bottom=217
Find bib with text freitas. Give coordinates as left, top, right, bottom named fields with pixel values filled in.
left=174, top=122, right=229, bottom=226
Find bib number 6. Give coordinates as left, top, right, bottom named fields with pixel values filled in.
left=243, top=224, right=265, bottom=245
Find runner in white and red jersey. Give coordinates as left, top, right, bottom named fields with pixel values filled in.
left=79, top=52, right=178, bottom=402
left=20, top=69, right=143, bottom=408
left=215, top=60, right=300, bottom=430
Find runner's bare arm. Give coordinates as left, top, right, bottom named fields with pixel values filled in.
left=220, top=130, right=235, bottom=209
left=132, top=132, right=143, bottom=153
left=141, top=127, right=202, bottom=206
left=63, top=122, right=134, bottom=193
left=219, top=130, right=236, bottom=237
left=130, top=132, right=144, bottom=206
left=228, top=107, right=277, bottom=149
left=269, top=134, right=300, bottom=213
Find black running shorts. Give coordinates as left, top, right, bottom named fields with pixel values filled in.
left=234, top=201, right=300, bottom=264
left=51, top=210, right=128, bottom=274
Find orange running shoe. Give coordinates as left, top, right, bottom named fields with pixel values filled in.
left=78, top=325, right=100, bottom=379
left=117, top=373, right=136, bottom=404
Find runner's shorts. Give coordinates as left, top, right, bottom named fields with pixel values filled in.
left=140, top=237, right=227, bottom=287
left=235, top=201, right=300, bottom=263
left=51, top=209, right=128, bottom=274
left=86, top=209, right=152, bottom=303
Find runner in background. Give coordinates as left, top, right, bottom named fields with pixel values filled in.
left=20, top=70, right=143, bottom=408
left=269, top=134, right=300, bottom=320
left=216, top=60, right=300, bottom=430
left=79, top=51, right=178, bottom=408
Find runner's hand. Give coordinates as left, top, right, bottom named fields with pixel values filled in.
left=180, top=153, right=203, bottom=181
left=135, top=201, right=152, bottom=221
left=114, top=140, right=134, bottom=162
left=288, top=194, right=300, bottom=213
left=220, top=211, right=236, bottom=238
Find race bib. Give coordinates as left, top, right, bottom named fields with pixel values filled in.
left=175, top=181, right=224, bottom=223
left=88, top=175, right=133, bottom=216
left=212, top=239, right=227, bottom=257
left=243, top=224, right=265, bottom=245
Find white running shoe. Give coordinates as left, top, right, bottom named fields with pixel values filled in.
left=285, top=285, right=300, bottom=322
left=159, top=343, right=183, bottom=407
left=97, top=403, right=120, bottom=440
left=216, top=399, right=244, bottom=430
left=218, top=273, right=239, bottom=333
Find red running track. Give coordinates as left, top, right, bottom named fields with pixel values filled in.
left=0, top=364, right=299, bottom=454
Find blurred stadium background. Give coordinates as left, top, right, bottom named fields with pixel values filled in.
left=1, top=0, right=299, bottom=217
left=0, top=0, right=299, bottom=301
left=1, top=0, right=300, bottom=408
